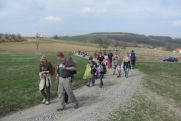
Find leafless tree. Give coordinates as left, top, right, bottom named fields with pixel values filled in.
left=35, top=33, right=40, bottom=50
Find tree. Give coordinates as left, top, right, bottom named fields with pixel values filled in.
left=53, top=35, right=59, bottom=39
left=35, top=33, right=40, bottom=50
left=92, top=37, right=104, bottom=50
left=92, top=37, right=110, bottom=51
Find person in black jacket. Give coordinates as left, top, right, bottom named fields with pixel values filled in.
left=130, top=50, right=136, bottom=69
left=64, top=56, right=76, bottom=103
left=56, top=52, right=79, bottom=111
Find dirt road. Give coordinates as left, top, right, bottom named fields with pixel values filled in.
left=0, top=69, right=143, bottom=121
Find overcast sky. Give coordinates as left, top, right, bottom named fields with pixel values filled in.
left=0, top=0, right=181, bottom=37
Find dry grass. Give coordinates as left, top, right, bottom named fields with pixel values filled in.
left=0, top=41, right=98, bottom=52
left=125, top=47, right=181, bottom=61
left=0, top=40, right=180, bottom=61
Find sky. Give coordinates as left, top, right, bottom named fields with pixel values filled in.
left=0, top=0, right=181, bottom=37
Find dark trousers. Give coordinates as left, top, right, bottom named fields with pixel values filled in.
left=100, top=74, right=104, bottom=88
left=87, top=74, right=96, bottom=86
left=131, top=60, right=136, bottom=69
left=41, top=80, right=50, bottom=101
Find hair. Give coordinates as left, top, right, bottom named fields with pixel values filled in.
left=125, top=52, right=129, bottom=57
left=89, top=56, right=93, bottom=60
left=40, top=56, right=48, bottom=64
left=56, top=52, right=64, bottom=57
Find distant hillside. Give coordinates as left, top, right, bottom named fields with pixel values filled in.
left=0, top=34, right=26, bottom=42
left=53, top=32, right=181, bottom=50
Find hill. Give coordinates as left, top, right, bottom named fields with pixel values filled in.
left=53, top=32, right=181, bottom=50
left=0, top=34, right=26, bottom=42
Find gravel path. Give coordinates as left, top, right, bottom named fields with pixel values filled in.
left=0, top=69, right=143, bottom=121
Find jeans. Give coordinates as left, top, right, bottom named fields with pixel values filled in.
left=87, top=74, right=96, bottom=86
left=124, top=67, right=129, bottom=78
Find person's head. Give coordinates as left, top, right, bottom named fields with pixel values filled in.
left=56, top=52, right=65, bottom=61
left=89, top=56, right=93, bottom=61
left=69, top=56, right=73, bottom=61
left=98, top=60, right=102, bottom=64
left=132, top=50, right=134, bottom=53
left=125, top=52, right=129, bottom=57
left=40, top=56, right=48, bottom=64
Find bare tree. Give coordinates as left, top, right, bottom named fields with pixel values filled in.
left=35, top=33, right=40, bottom=50
left=92, top=37, right=110, bottom=51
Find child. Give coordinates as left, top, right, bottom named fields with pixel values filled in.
left=87, top=56, right=97, bottom=87
left=112, top=56, right=119, bottom=75
left=97, top=60, right=107, bottom=88
left=123, top=53, right=131, bottom=78
left=116, top=63, right=121, bottom=78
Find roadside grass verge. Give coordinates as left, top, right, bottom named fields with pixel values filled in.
left=108, top=95, right=179, bottom=121
left=138, top=62, right=181, bottom=106
left=108, top=62, right=181, bottom=121
left=0, top=51, right=87, bottom=116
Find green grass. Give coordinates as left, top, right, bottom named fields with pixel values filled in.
left=138, top=62, right=181, bottom=105
left=0, top=51, right=87, bottom=116
left=108, top=95, right=178, bottom=121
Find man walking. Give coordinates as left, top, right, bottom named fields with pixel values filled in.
left=56, top=52, right=79, bottom=111
left=130, top=50, right=136, bottom=69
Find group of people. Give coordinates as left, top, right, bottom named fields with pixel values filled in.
left=83, top=56, right=107, bottom=88
left=73, top=50, right=89, bottom=57
left=83, top=50, right=136, bottom=88
left=94, top=50, right=136, bottom=78
left=38, top=50, right=136, bottom=111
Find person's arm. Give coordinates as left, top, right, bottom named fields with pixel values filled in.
left=64, top=60, right=77, bottom=71
left=65, top=66, right=76, bottom=71
left=39, top=64, right=42, bottom=72
left=48, top=63, right=53, bottom=73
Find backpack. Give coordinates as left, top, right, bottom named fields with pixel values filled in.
left=102, top=63, right=107, bottom=74
left=51, top=67, right=56, bottom=76
left=97, top=63, right=107, bottom=74
left=49, top=63, right=56, bottom=76
left=90, top=61, right=97, bottom=74
left=131, top=53, right=136, bottom=60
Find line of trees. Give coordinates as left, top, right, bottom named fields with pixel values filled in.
left=0, top=34, right=25, bottom=42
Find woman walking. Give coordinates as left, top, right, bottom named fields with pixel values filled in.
left=39, top=56, right=53, bottom=105
left=123, top=53, right=131, bottom=78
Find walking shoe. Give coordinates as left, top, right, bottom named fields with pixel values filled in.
left=74, top=103, right=79, bottom=109
left=42, top=98, right=46, bottom=104
left=100, top=84, right=103, bottom=88
left=45, top=100, right=50, bottom=105
left=57, top=108, right=64, bottom=111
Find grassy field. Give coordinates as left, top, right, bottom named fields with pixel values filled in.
left=0, top=51, right=87, bottom=116
left=138, top=62, right=181, bottom=106
left=109, top=62, right=181, bottom=121
left=1, top=40, right=181, bottom=119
